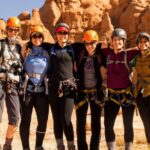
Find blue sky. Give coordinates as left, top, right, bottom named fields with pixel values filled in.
left=0, top=0, right=45, bottom=21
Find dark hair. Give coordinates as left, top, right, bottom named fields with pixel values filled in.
left=136, top=32, right=150, bottom=44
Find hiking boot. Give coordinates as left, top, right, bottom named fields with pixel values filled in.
left=3, top=144, right=12, bottom=150
left=35, top=147, right=45, bottom=150
left=125, top=142, right=132, bottom=150
left=106, top=142, right=115, bottom=150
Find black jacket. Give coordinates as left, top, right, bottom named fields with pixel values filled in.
left=72, top=43, right=106, bottom=91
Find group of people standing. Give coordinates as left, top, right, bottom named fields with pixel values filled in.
left=0, top=16, right=150, bottom=150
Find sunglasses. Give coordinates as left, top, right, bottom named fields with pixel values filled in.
left=32, top=34, right=43, bottom=39
left=85, top=41, right=97, bottom=46
left=7, top=28, right=19, bottom=33
left=57, top=31, right=69, bottom=35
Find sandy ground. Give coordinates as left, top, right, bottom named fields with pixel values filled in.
left=0, top=106, right=148, bottom=150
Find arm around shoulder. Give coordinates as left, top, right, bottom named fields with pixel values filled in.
left=21, top=42, right=30, bottom=60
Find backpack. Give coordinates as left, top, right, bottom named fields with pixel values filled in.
left=50, top=44, right=77, bottom=73
left=107, top=50, right=133, bottom=81
left=24, top=46, right=50, bottom=86
left=50, top=44, right=75, bottom=62
left=0, top=38, right=22, bottom=70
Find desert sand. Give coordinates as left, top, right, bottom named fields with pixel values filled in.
left=0, top=105, right=147, bottom=150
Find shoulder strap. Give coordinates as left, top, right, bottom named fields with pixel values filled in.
left=50, top=45, right=57, bottom=55
left=67, top=45, right=78, bottom=74
left=16, top=43, right=21, bottom=54
left=77, top=49, right=87, bottom=67
left=0, top=39, right=6, bottom=65
left=130, top=54, right=140, bottom=68
left=68, top=45, right=75, bottom=62
left=0, top=39, right=6, bottom=56
left=124, top=50, right=131, bottom=72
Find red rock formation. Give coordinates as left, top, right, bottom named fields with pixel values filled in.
left=18, top=11, right=31, bottom=21
left=19, top=8, right=54, bottom=43
left=1, top=0, right=149, bottom=46
left=120, top=0, right=150, bottom=46
left=0, top=19, right=6, bottom=39
left=39, top=0, right=149, bottom=46
left=39, top=0, right=111, bottom=42
left=39, top=0, right=61, bottom=37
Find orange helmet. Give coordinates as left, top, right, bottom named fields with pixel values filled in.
left=6, top=17, right=21, bottom=28
left=30, top=26, right=43, bottom=36
left=83, top=30, right=99, bottom=42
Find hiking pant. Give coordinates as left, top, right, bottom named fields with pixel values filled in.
left=137, top=95, right=150, bottom=143
left=49, top=95, right=74, bottom=141
left=6, top=89, right=20, bottom=126
left=76, top=96, right=102, bottom=150
left=19, top=93, right=49, bottom=149
left=0, top=84, right=4, bottom=122
left=104, top=100, right=135, bottom=143
left=0, top=83, right=20, bottom=125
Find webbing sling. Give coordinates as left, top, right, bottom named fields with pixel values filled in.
left=75, top=89, right=104, bottom=109
left=75, top=89, right=96, bottom=109
left=107, top=87, right=135, bottom=107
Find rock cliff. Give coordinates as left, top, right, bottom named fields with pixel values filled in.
left=0, top=0, right=149, bottom=46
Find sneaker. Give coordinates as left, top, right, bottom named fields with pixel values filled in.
left=35, top=147, right=45, bottom=150
left=3, top=144, right=12, bottom=150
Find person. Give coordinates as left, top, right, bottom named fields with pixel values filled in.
left=133, top=32, right=150, bottom=149
left=0, top=16, right=22, bottom=150
left=75, top=30, right=106, bottom=150
left=19, top=25, right=50, bottom=150
left=102, top=28, right=139, bottom=150
left=49, top=23, right=76, bottom=150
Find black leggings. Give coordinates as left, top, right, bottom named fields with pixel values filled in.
left=19, top=93, right=49, bottom=149
left=50, top=96, right=74, bottom=141
left=104, top=100, right=135, bottom=143
left=76, top=99, right=102, bottom=150
left=137, top=95, right=150, bottom=143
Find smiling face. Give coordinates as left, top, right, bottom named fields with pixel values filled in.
left=85, top=40, right=97, bottom=56
left=55, top=24, right=70, bottom=46
left=55, top=31, right=69, bottom=44
left=83, top=30, right=99, bottom=55
left=7, top=27, right=20, bottom=39
left=31, top=32, right=43, bottom=47
left=112, top=36, right=124, bottom=52
left=137, top=37, right=150, bottom=55
left=6, top=17, right=21, bottom=40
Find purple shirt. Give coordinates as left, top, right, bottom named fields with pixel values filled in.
left=102, top=48, right=139, bottom=89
